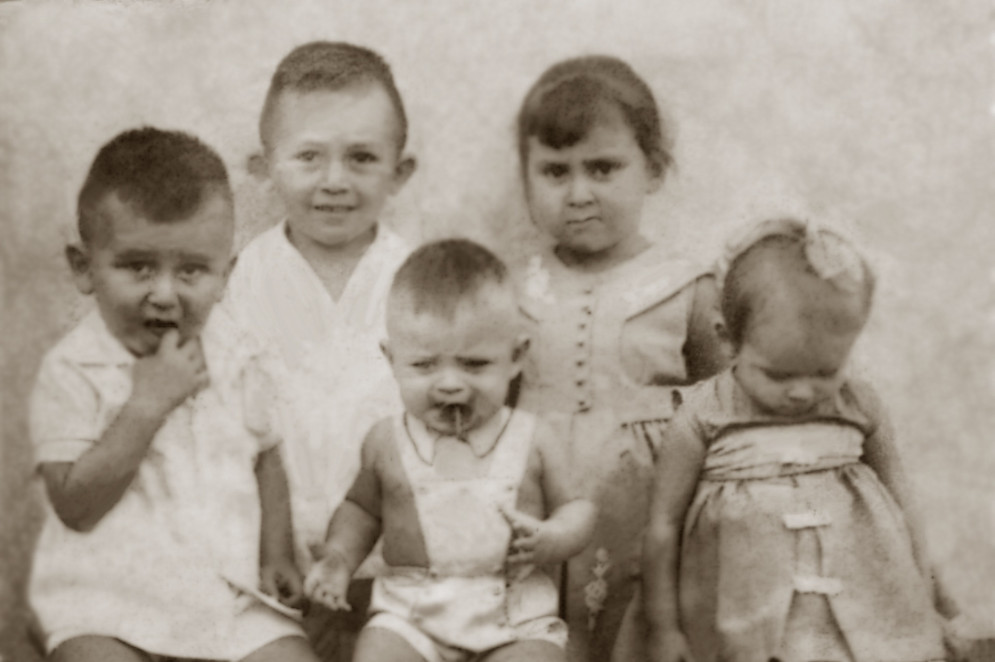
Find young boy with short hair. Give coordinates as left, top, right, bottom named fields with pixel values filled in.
left=222, top=40, right=417, bottom=573
left=29, top=127, right=317, bottom=662
left=304, top=239, right=597, bottom=662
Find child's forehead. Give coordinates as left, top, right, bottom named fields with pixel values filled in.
left=527, top=106, right=637, bottom=157
left=88, top=189, right=233, bottom=250
left=388, top=293, right=520, bottom=343
left=266, top=82, right=404, bottom=148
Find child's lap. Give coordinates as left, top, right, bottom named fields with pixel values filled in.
left=52, top=634, right=317, bottom=662
left=302, top=578, right=373, bottom=662
left=353, top=625, right=565, bottom=662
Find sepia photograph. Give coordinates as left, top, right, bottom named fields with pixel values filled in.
left=1, top=1, right=993, bottom=661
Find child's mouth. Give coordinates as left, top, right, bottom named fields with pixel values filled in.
left=436, top=403, right=472, bottom=438
left=314, top=204, right=354, bottom=214
left=144, top=319, right=179, bottom=336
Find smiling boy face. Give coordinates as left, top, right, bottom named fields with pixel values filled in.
left=265, top=83, right=414, bottom=253
left=69, top=189, right=234, bottom=356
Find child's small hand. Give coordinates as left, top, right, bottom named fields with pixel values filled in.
left=131, top=330, right=208, bottom=418
left=500, top=505, right=557, bottom=566
left=260, top=558, right=305, bottom=609
left=647, top=630, right=696, bottom=662
left=303, top=551, right=352, bottom=611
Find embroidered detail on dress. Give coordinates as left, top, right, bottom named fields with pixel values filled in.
left=585, top=547, right=612, bottom=631
left=783, top=510, right=832, bottom=529
left=524, top=255, right=556, bottom=306
left=793, top=575, right=843, bottom=595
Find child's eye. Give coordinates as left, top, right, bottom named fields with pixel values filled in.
left=460, top=358, right=492, bottom=371
left=762, top=369, right=792, bottom=382
left=178, top=264, right=207, bottom=280
left=541, top=163, right=569, bottom=180
left=587, top=159, right=620, bottom=179
left=296, top=150, right=320, bottom=163
left=121, top=262, right=153, bottom=278
left=351, top=151, right=379, bottom=165
left=411, top=359, right=436, bottom=371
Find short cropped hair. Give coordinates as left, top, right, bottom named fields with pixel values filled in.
left=259, top=41, right=408, bottom=152
left=517, top=55, right=672, bottom=178
left=389, top=239, right=512, bottom=320
left=721, top=220, right=875, bottom=350
left=77, top=127, right=231, bottom=245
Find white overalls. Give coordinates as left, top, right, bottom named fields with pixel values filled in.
left=367, top=410, right=566, bottom=662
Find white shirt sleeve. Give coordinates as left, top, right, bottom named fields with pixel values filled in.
left=30, top=354, right=100, bottom=465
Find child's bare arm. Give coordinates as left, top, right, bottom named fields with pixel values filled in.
left=683, top=275, right=727, bottom=383
left=305, top=423, right=385, bottom=609
left=40, top=330, right=206, bottom=532
left=859, top=390, right=959, bottom=619
left=505, top=421, right=596, bottom=566
left=256, top=446, right=303, bottom=606
left=643, top=411, right=706, bottom=661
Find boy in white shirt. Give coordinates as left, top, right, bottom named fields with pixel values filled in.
left=222, top=41, right=417, bottom=570
left=29, top=127, right=316, bottom=661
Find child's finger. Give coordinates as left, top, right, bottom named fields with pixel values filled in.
left=303, top=570, right=324, bottom=597
left=277, top=571, right=305, bottom=607
left=507, top=549, right=534, bottom=565
left=259, top=570, right=279, bottom=598
left=158, top=329, right=181, bottom=354
left=499, top=505, right=539, bottom=536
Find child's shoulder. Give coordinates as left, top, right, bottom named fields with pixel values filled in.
left=358, top=415, right=403, bottom=462
left=837, top=376, right=889, bottom=429
left=41, top=309, right=130, bottom=371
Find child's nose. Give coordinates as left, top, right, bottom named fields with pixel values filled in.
left=433, top=369, right=468, bottom=397
left=147, top=274, right=179, bottom=308
left=320, top=159, right=349, bottom=192
left=566, top=174, right=595, bottom=206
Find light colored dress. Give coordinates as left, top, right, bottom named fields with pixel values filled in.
left=358, top=408, right=566, bottom=662
left=29, top=309, right=303, bottom=660
left=221, top=220, right=411, bottom=565
left=518, top=247, right=709, bottom=662
left=673, top=370, right=946, bottom=662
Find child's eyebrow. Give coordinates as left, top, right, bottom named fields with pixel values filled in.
left=113, top=248, right=157, bottom=261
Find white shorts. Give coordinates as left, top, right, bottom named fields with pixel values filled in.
left=366, top=611, right=567, bottom=662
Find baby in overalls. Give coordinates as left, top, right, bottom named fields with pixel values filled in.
left=304, top=239, right=598, bottom=662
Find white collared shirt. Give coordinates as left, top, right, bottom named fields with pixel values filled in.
left=29, top=308, right=284, bottom=658
left=403, top=407, right=512, bottom=465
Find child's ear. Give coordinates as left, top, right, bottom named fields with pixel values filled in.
left=246, top=151, right=269, bottom=181
left=65, top=244, right=94, bottom=295
left=390, top=155, right=417, bottom=193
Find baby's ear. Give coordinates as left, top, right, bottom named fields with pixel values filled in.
left=391, top=155, right=417, bottom=192
left=65, top=244, right=94, bottom=295
left=246, top=151, right=268, bottom=180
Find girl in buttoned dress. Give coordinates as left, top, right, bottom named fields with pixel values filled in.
left=514, top=55, right=726, bottom=662
left=623, top=218, right=960, bottom=662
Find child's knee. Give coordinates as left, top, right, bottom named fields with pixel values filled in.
left=50, top=635, right=150, bottom=662
left=238, top=635, right=319, bottom=662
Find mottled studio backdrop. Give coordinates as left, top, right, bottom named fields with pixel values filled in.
left=1, top=1, right=993, bottom=659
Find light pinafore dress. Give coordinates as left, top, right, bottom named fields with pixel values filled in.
left=677, top=372, right=946, bottom=662
left=368, top=410, right=564, bottom=656
left=519, top=249, right=707, bottom=661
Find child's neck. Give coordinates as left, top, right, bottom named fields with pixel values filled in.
left=286, top=224, right=377, bottom=301
left=554, top=234, right=651, bottom=273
